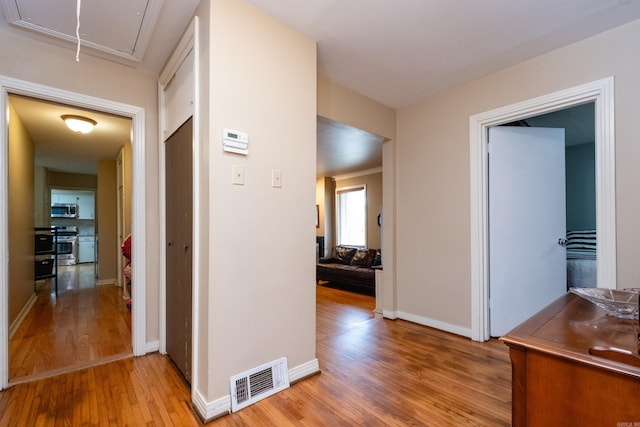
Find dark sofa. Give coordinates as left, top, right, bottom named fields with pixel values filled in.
left=316, top=246, right=381, bottom=296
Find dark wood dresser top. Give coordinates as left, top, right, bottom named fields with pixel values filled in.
left=500, top=292, right=640, bottom=379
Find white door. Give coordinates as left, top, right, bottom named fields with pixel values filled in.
left=489, top=126, right=567, bottom=337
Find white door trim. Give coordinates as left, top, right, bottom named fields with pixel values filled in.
left=469, top=77, right=616, bottom=342
left=0, top=75, right=148, bottom=389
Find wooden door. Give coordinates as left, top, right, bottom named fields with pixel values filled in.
left=165, top=117, right=193, bottom=383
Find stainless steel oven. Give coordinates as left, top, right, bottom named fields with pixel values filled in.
left=55, top=225, right=78, bottom=265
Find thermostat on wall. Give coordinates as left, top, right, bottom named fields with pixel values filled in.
left=223, top=128, right=249, bottom=155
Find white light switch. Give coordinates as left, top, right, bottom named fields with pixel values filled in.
left=271, top=169, right=282, bottom=188
left=232, top=165, right=244, bottom=185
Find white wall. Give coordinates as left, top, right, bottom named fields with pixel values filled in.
left=396, top=19, right=640, bottom=332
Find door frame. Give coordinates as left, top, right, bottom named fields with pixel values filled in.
left=469, top=77, right=616, bottom=342
left=0, top=75, right=148, bottom=389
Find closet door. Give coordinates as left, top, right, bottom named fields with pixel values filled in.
left=165, top=117, right=193, bottom=383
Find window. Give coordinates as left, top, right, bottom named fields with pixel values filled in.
left=336, top=185, right=366, bottom=247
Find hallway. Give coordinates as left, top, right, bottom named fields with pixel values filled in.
left=8, top=264, right=132, bottom=384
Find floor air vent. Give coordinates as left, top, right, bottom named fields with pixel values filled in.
left=230, top=357, right=290, bottom=412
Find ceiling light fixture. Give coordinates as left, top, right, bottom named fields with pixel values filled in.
left=61, top=114, right=97, bottom=134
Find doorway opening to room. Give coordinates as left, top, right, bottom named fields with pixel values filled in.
left=487, top=103, right=597, bottom=337
left=315, top=116, right=384, bottom=315
left=8, top=95, right=132, bottom=384
left=469, top=77, right=616, bottom=342
left=0, top=77, right=147, bottom=389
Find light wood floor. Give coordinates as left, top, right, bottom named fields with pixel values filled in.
left=0, top=285, right=512, bottom=426
left=9, top=264, right=132, bottom=384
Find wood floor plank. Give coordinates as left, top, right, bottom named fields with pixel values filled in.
left=9, top=264, right=132, bottom=384
left=0, top=284, right=512, bottom=426
left=206, top=286, right=511, bottom=426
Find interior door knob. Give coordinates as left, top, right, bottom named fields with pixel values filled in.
left=558, top=238, right=568, bottom=247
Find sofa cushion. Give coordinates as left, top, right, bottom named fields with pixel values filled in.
left=371, top=249, right=382, bottom=266
left=316, top=263, right=375, bottom=281
left=334, top=246, right=357, bottom=265
left=350, top=249, right=376, bottom=267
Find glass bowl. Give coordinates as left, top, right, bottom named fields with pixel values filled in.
left=569, top=287, right=639, bottom=319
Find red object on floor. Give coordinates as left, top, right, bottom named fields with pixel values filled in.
left=121, top=234, right=132, bottom=260
left=126, top=299, right=131, bottom=311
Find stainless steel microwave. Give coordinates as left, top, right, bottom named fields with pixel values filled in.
left=51, top=204, right=77, bottom=218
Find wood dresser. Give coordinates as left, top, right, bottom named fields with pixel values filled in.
left=500, top=292, right=640, bottom=426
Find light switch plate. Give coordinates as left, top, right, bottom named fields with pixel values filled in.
left=271, top=169, right=282, bottom=188
left=233, top=165, right=244, bottom=185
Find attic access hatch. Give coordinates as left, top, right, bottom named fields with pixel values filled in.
left=0, top=0, right=163, bottom=64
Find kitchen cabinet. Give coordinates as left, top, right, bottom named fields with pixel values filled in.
left=77, top=194, right=95, bottom=219
left=51, top=191, right=95, bottom=219
left=78, top=236, right=95, bottom=263
left=58, top=194, right=77, bottom=205
left=51, top=194, right=76, bottom=205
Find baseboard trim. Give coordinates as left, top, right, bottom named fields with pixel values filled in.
left=289, top=358, right=320, bottom=383
left=9, top=292, right=37, bottom=339
left=397, top=311, right=471, bottom=338
left=194, top=389, right=230, bottom=422
left=97, top=278, right=117, bottom=286
left=382, top=308, right=398, bottom=319
left=194, top=358, right=321, bottom=422
left=146, top=340, right=160, bottom=353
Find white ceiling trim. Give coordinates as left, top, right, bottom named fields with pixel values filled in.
left=333, top=167, right=382, bottom=181
left=0, top=0, right=164, bottom=65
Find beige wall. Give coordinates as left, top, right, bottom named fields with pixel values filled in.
left=396, top=19, right=640, bottom=331
left=197, top=0, right=317, bottom=401
left=333, top=171, right=383, bottom=250
left=7, top=101, right=35, bottom=325
left=315, top=176, right=334, bottom=258
left=48, top=171, right=97, bottom=189
left=315, top=178, right=325, bottom=237
left=318, top=77, right=396, bottom=140
left=122, top=143, right=133, bottom=239
left=97, top=159, right=118, bottom=283
left=34, top=166, right=47, bottom=228
left=0, top=18, right=162, bottom=343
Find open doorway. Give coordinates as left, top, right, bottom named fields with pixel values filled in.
left=469, top=77, right=616, bottom=342
left=0, top=76, right=148, bottom=389
left=315, top=116, right=383, bottom=311
left=6, top=95, right=132, bottom=383
left=487, top=103, right=597, bottom=335
left=502, top=102, right=597, bottom=285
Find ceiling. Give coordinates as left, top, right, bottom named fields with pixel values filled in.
left=9, top=95, right=132, bottom=175
left=317, top=117, right=385, bottom=177
left=1, top=0, right=635, bottom=176
left=244, top=0, right=640, bottom=109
